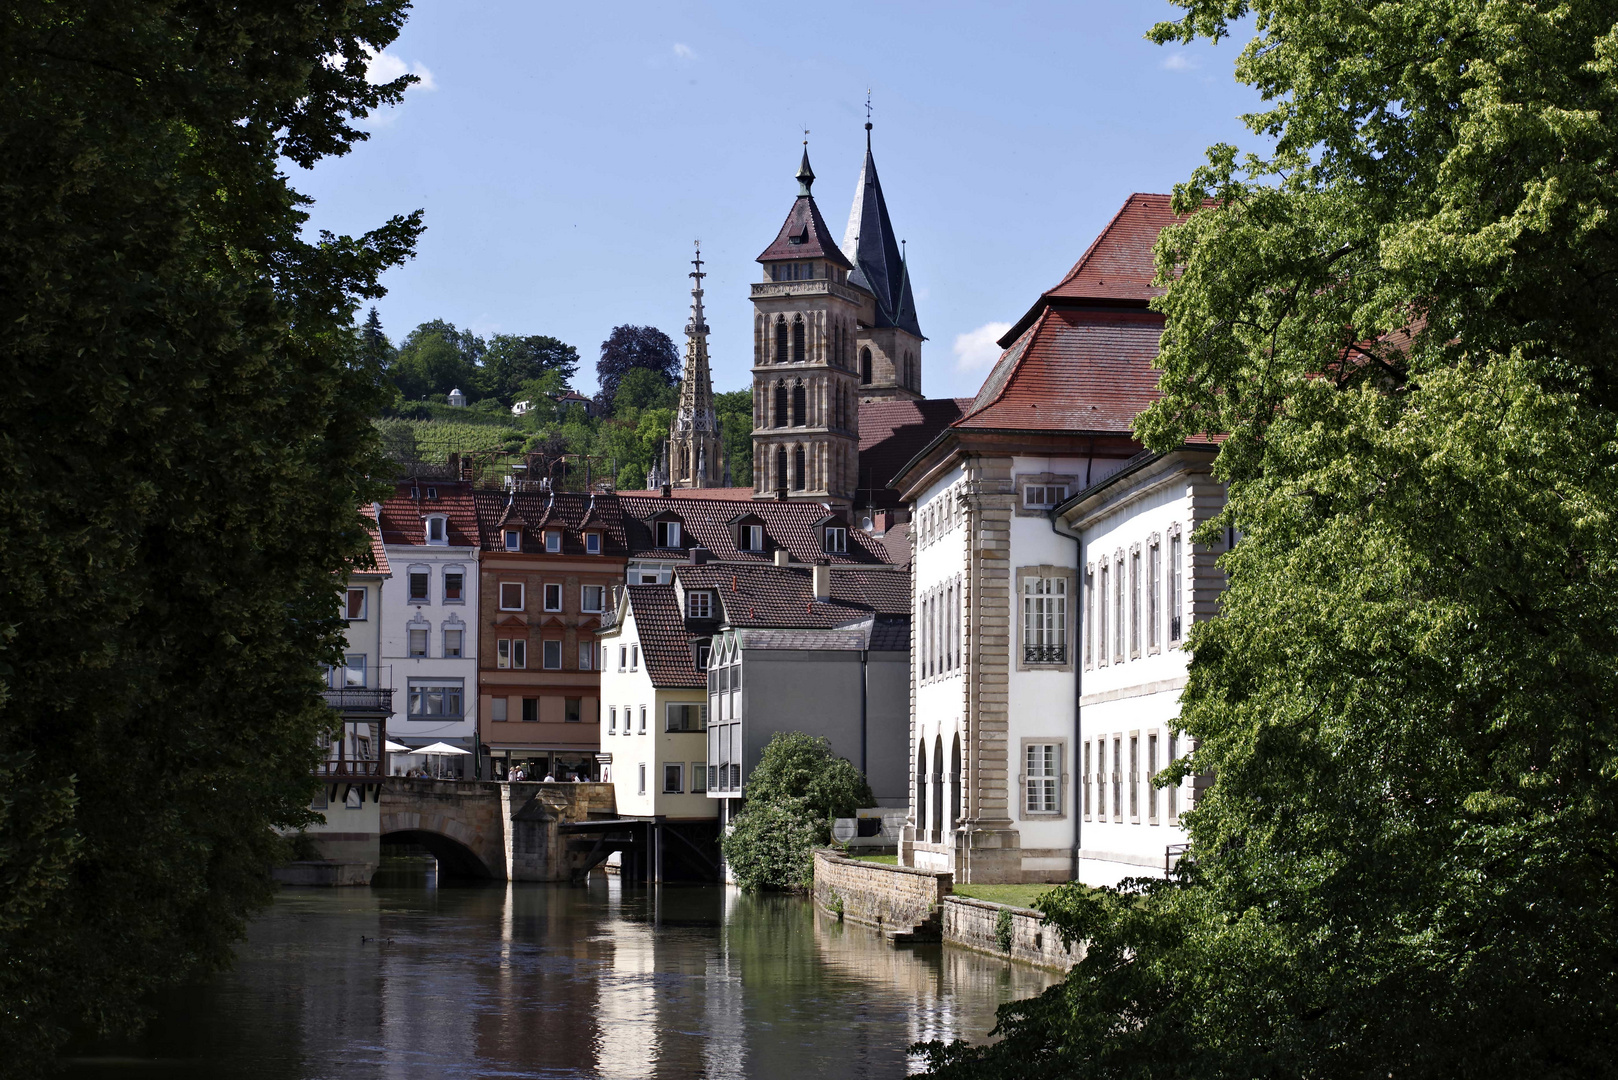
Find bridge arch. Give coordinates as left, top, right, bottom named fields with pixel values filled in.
left=380, top=827, right=495, bottom=879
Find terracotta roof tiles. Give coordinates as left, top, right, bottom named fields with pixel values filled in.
left=623, top=586, right=706, bottom=689
left=618, top=495, right=893, bottom=565
left=470, top=491, right=628, bottom=556
left=378, top=481, right=480, bottom=548
left=675, top=564, right=910, bottom=629
left=756, top=195, right=854, bottom=268
left=856, top=398, right=972, bottom=507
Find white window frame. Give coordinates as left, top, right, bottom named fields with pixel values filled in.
left=638, top=763, right=647, bottom=796
left=408, top=568, right=430, bottom=604
left=545, top=531, right=562, bottom=553
left=504, top=529, right=521, bottom=552
left=618, top=645, right=627, bottom=671
left=578, top=641, right=594, bottom=670
left=425, top=515, right=448, bottom=545
left=499, top=582, right=524, bottom=611
left=638, top=706, right=647, bottom=734
left=581, top=585, right=605, bottom=613
left=1024, top=742, right=1062, bottom=815
left=1021, top=574, right=1068, bottom=666
left=630, top=644, right=639, bottom=671
left=345, top=587, right=367, bottom=621
left=823, top=526, right=847, bottom=554
left=443, top=626, right=463, bottom=658
left=1023, top=484, right=1068, bottom=509
left=543, top=583, right=563, bottom=612
left=497, top=638, right=526, bottom=670
left=442, top=567, right=466, bottom=604
left=608, top=707, right=617, bottom=734
left=585, top=532, right=601, bottom=554
left=691, top=760, right=707, bottom=792
left=491, top=697, right=508, bottom=723
left=657, top=520, right=682, bottom=548
left=407, top=679, right=464, bottom=719
left=687, top=590, right=712, bottom=619
left=408, top=627, right=429, bottom=657
left=741, top=524, right=763, bottom=551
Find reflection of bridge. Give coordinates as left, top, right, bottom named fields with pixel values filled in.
left=379, top=779, right=619, bottom=881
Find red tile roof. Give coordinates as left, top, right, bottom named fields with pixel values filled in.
left=378, top=481, right=481, bottom=548
left=856, top=398, right=973, bottom=507
left=365, top=522, right=391, bottom=575
left=756, top=195, right=854, bottom=268
left=623, top=585, right=707, bottom=688
left=676, top=564, right=910, bottom=629
left=618, top=494, right=894, bottom=565
left=1044, top=193, right=1183, bottom=304
left=470, top=490, right=629, bottom=557
left=614, top=487, right=758, bottom=502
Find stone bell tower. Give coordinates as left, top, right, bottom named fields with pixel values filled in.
left=749, top=144, right=862, bottom=507
left=667, top=243, right=725, bottom=489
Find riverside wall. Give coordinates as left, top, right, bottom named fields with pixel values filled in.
left=940, top=896, right=1081, bottom=971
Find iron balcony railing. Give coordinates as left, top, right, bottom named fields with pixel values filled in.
left=321, top=687, right=394, bottom=714
left=1023, top=643, right=1067, bottom=664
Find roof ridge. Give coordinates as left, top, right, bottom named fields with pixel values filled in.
left=958, top=306, right=1052, bottom=424
left=1048, top=193, right=1172, bottom=295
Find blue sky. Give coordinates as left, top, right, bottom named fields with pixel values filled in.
left=296, top=1, right=1263, bottom=401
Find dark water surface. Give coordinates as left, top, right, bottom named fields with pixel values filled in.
left=64, top=860, right=1054, bottom=1079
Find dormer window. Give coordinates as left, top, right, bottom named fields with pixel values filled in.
left=740, top=524, right=763, bottom=552
left=504, top=529, right=521, bottom=552
left=425, top=486, right=438, bottom=500
left=545, top=531, right=562, bottom=553
left=425, top=515, right=448, bottom=545
left=585, top=532, right=601, bottom=555
left=823, top=526, right=847, bottom=554
left=657, top=520, right=682, bottom=548
left=687, top=590, right=713, bottom=619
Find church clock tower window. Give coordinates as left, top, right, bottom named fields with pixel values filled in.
left=773, top=382, right=787, bottom=427
left=860, top=348, right=872, bottom=385
left=792, top=382, right=806, bottom=426
left=775, top=319, right=788, bottom=363
left=792, top=316, right=806, bottom=363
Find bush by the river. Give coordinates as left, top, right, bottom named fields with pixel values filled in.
left=721, top=733, right=873, bottom=891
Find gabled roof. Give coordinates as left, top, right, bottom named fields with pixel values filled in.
left=622, top=585, right=707, bottom=689
left=840, top=133, right=922, bottom=337
left=469, top=491, right=628, bottom=556
left=857, top=398, right=972, bottom=507
left=618, top=495, right=894, bottom=565
left=365, top=524, right=391, bottom=575
left=378, top=481, right=480, bottom=548
left=1045, top=193, right=1181, bottom=305
left=675, top=564, right=910, bottom=630
left=756, top=150, right=854, bottom=268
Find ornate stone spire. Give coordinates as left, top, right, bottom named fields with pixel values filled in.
left=667, top=241, right=724, bottom=489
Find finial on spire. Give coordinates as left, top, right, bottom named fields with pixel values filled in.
left=865, top=89, right=873, bottom=144
left=796, top=137, right=815, bottom=196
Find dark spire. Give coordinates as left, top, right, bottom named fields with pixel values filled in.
left=797, top=139, right=815, bottom=196
left=840, top=123, right=922, bottom=338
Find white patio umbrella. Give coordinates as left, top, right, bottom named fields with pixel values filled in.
left=384, top=740, right=412, bottom=753
left=414, top=740, right=471, bottom=780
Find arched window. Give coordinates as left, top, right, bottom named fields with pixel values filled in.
left=775, top=318, right=788, bottom=363
left=860, top=347, right=872, bottom=385
left=950, top=735, right=962, bottom=830
left=773, top=381, right=787, bottom=427
left=916, top=741, right=929, bottom=836
left=793, top=446, right=805, bottom=490
left=905, top=352, right=914, bottom=389
left=792, top=381, right=806, bottom=426
left=932, top=735, right=945, bottom=843
left=775, top=446, right=788, bottom=492
left=792, top=316, right=806, bottom=364
left=833, top=323, right=842, bottom=367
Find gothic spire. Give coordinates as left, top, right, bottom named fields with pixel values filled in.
left=841, top=121, right=922, bottom=338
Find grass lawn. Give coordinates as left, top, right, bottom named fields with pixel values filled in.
left=951, top=882, right=1060, bottom=909
left=850, top=853, right=897, bottom=864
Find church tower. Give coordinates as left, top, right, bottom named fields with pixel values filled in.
left=667, top=244, right=725, bottom=488
left=750, top=145, right=862, bottom=507
left=842, top=121, right=924, bottom=402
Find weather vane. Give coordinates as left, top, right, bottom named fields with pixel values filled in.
left=865, top=89, right=872, bottom=123
left=802, top=125, right=810, bottom=145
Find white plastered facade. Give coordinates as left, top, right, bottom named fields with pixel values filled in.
left=381, top=538, right=479, bottom=754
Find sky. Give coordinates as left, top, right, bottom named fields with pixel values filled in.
left=295, top=1, right=1265, bottom=402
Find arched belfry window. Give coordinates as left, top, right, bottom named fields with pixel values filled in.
left=860, top=347, right=872, bottom=385
left=775, top=446, right=788, bottom=492
left=792, top=316, right=806, bottom=364
left=775, top=318, right=788, bottom=363
left=793, top=446, right=805, bottom=491
left=792, top=380, right=806, bottom=426
left=773, top=381, right=788, bottom=427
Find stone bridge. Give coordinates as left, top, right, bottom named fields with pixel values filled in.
left=379, top=778, right=618, bottom=881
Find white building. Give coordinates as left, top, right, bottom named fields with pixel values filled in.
left=377, top=480, right=481, bottom=765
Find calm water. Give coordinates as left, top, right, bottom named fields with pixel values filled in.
left=65, top=860, right=1054, bottom=1079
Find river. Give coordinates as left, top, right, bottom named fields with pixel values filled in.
left=65, top=858, right=1055, bottom=1079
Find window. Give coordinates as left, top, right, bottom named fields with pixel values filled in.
left=638, top=763, right=647, bottom=796
left=522, top=697, right=539, bottom=722
left=1026, top=743, right=1059, bottom=814
left=1169, top=533, right=1184, bottom=643
left=1096, top=564, right=1109, bottom=666
left=774, top=318, right=788, bottom=362
left=1168, top=734, right=1179, bottom=821
left=408, top=679, right=463, bottom=719
left=1024, top=485, right=1068, bottom=509
left=860, top=347, right=872, bottom=384
left=1023, top=576, right=1067, bottom=664
left=687, top=591, right=712, bottom=618
left=639, top=571, right=660, bottom=585
left=775, top=447, right=788, bottom=491
left=543, top=583, right=563, bottom=612
left=578, top=642, right=593, bottom=670
left=585, top=532, right=601, bottom=554
left=1130, top=735, right=1140, bottom=819
left=1149, top=541, right=1161, bottom=650
left=500, top=582, right=524, bottom=611
left=1083, top=570, right=1094, bottom=668
left=708, top=764, right=719, bottom=791
left=1083, top=741, right=1092, bottom=819
left=792, top=317, right=805, bottom=364
left=491, top=697, right=507, bottom=722
left=823, top=526, right=847, bottom=554
left=691, top=761, right=707, bottom=793
left=443, top=627, right=463, bottom=658
left=542, top=640, right=562, bottom=669
left=497, top=639, right=526, bottom=669
left=345, top=588, right=366, bottom=620
left=545, top=531, right=562, bottom=553
left=1113, top=737, right=1123, bottom=819
left=425, top=516, right=447, bottom=544
left=1148, top=733, right=1159, bottom=823
left=657, top=520, right=682, bottom=548
left=609, top=707, right=617, bottom=734
left=695, top=643, right=710, bottom=670
left=740, top=524, right=763, bottom=551
left=1114, top=557, right=1125, bottom=662
left=444, top=570, right=464, bottom=603
left=630, top=644, right=639, bottom=670
left=1130, top=550, right=1141, bottom=658
left=343, top=654, right=367, bottom=688
left=408, top=627, right=428, bottom=657
left=638, top=706, right=646, bottom=734
left=792, top=381, right=806, bottom=426
left=666, top=703, right=705, bottom=732
left=504, top=529, right=521, bottom=551
left=409, top=571, right=429, bottom=603
left=581, top=585, right=605, bottom=613
left=618, top=645, right=627, bottom=671
left=773, top=382, right=788, bottom=426
left=663, top=763, right=684, bottom=793
left=793, top=447, right=805, bottom=491
left=565, top=697, right=581, bottom=723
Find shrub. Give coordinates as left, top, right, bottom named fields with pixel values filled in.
left=994, top=908, right=1014, bottom=953
left=721, top=797, right=820, bottom=892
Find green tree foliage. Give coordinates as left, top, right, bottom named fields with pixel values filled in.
left=0, top=1, right=421, bottom=1072
left=389, top=319, right=484, bottom=402
left=612, top=366, right=677, bottom=414
left=483, top=334, right=579, bottom=404
left=721, top=733, right=874, bottom=891
left=920, top=2, right=1618, bottom=1077
left=715, top=389, right=754, bottom=486
left=595, top=324, right=679, bottom=413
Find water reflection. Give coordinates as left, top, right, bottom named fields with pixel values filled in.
left=66, top=860, right=1053, bottom=1079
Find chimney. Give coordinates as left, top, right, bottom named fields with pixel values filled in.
left=689, top=547, right=711, bottom=565
left=773, top=549, right=791, bottom=567
left=661, top=482, right=672, bottom=498
left=812, top=559, right=831, bottom=601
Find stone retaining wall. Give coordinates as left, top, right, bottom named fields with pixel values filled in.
left=812, top=850, right=952, bottom=939
left=941, top=896, right=1082, bottom=971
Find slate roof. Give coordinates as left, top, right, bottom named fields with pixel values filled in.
left=857, top=398, right=972, bottom=506
left=618, top=494, right=893, bottom=565
left=756, top=153, right=854, bottom=269
left=623, top=585, right=706, bottom=688
left=675, top=564, right=910, bottom=630
left=469, top=490, right=629, bottom=557
left=868, top=615, right=911, bottom=652
left=841, top=135, right=922, bottom=337
left=378, top=481, right=480, bottom=548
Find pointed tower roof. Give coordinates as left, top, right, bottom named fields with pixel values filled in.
left=674, top=243, right=718, bottom=437
left=757, top=144, right=854, bottom=267
left=841, top=122, right=922, bottom=338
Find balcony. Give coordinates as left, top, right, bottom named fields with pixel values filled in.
left=321, top=686, right=393, bottom=716
left=316, top=717, right=385, bottom=783
left=1023, top=644, right=1067, bottom=665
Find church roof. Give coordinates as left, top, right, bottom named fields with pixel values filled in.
left=841, top=129, right=923, bottom=338
left=756, top=148, right=853, bottom=268
left=856, top=397, right=972, bottom=508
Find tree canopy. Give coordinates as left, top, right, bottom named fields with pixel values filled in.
left=0, top=1, right=420, bottom=1073
left=721, top=733, right=873, bottom=891
left=596, top=324, right=680, bottom=413
left=921, top=1, right=1618, bottom=1077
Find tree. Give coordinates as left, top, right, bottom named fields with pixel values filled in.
left=595, top=324, right=679, bottom=413
left=613, top=366, right=677, bottom=414
left=0, top=2, right=420, bottom=1074
left=920, top=3, right=1618, bottom=1077
left=721, top=733, right=873, bottom=891
left=390, top=319, right=483, bottom=402
left=714, top=389, right=754, bottom=486
left=482, top=334, right=578, bottom=405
